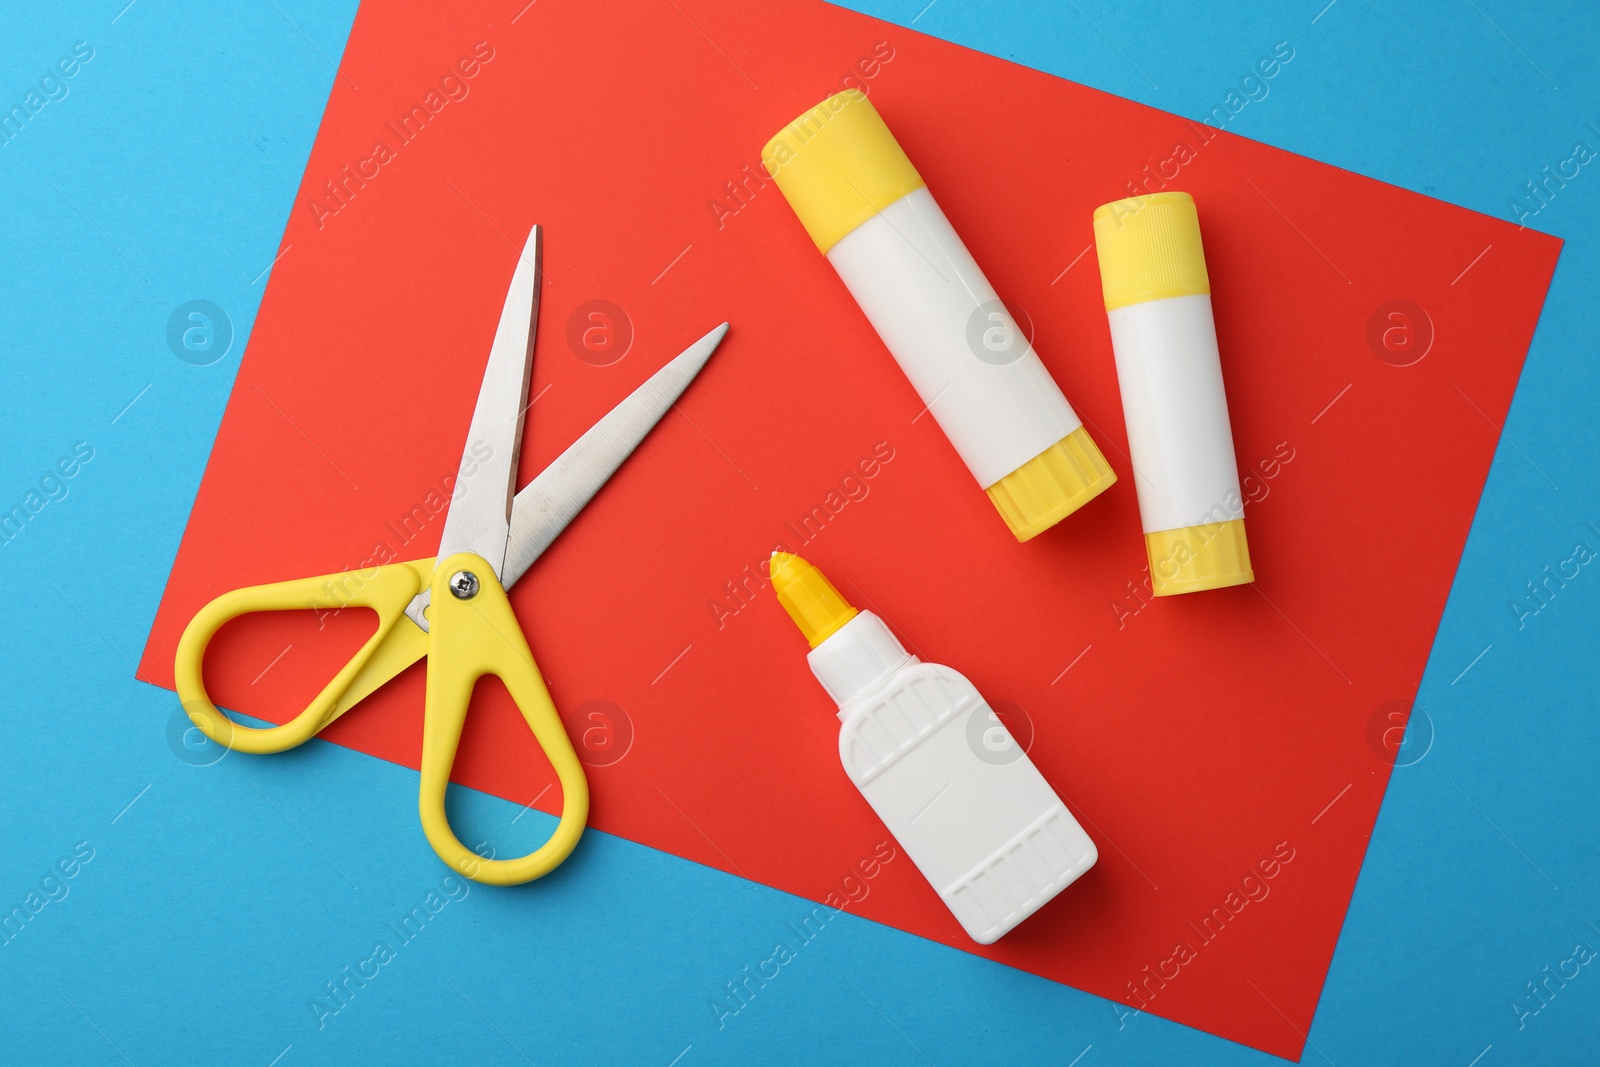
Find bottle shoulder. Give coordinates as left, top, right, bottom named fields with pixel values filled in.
left=836, top=661, right=984, bottom=786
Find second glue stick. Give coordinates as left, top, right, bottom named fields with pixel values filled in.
left=762, top=90, right=1116, bottom=541
left=1091, top=192, right=1254, bottom=595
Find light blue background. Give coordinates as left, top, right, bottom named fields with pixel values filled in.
left=2, top=1, right=1595, bottom=1063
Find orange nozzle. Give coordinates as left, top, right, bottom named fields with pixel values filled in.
left=769, top=552, right=858, bottom=648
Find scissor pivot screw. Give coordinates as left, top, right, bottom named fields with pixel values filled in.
left=448, top=570, right=480, bottom=600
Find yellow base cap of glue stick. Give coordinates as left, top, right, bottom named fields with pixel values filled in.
left=770, top=552, right=859, bottom=648
left=1145, top=518, right=1254, bottom=596
left=984, top=427, right=1118, bottom=542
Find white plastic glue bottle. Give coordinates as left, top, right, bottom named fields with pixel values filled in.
left=762, top=90, right=1116, bottom=542
left=769, top=551, right=1097, bottom=944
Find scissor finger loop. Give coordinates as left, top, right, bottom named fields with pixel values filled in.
left=175, top=559, right=433, bottom=754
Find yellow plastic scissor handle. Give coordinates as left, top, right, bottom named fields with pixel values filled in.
left=419, top=552, right=591, bottom=885
left=173, top=558, right=435, bottom=754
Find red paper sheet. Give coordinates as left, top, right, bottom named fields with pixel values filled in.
left=137, top=1, right=1560, bottom=1057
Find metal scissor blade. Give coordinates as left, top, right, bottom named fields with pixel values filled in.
left=501, top=321, right=729, bottom=589
left=434, top=223, right=542, bottom=582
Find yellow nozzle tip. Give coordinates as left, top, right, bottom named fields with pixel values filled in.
left=770, top=552, right=858, bottom=648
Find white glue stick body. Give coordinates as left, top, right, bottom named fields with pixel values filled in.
left=1092, top=192, right=1255, bottom=595
left=770, top=552, right=1097, bottom=944
left=763, top=90, right=1116, bottom=541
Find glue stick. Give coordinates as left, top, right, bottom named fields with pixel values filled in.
left=762, top=91, right=1116, bottom=541
left=769, top=552, right=1097, bottom=944
left=1092, top=192, right=1254, bottom=595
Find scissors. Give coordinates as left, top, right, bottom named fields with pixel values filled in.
left=174, top=223, right=728, bottom=885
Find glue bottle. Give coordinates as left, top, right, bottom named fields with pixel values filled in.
left=1091, top=192, right=1254, bottom=595
left=762, top=90, right=1116, bottom=541
left=769, top=552, right=1097, bottom=943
